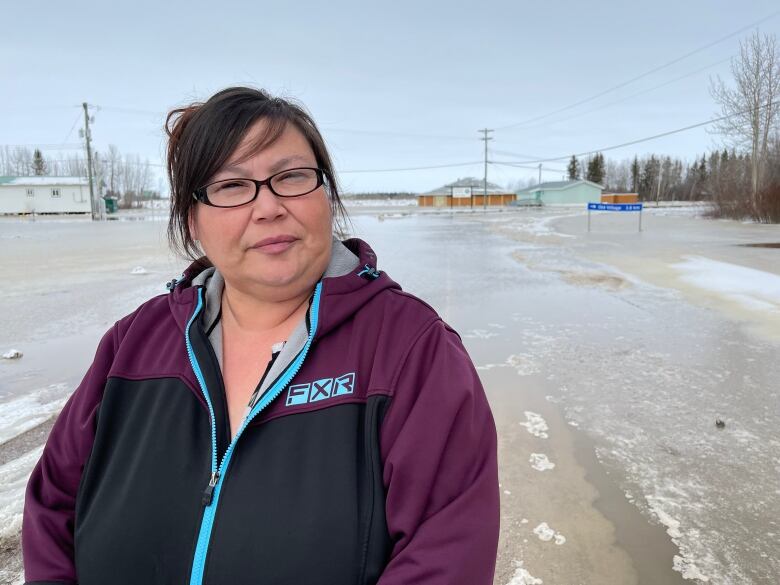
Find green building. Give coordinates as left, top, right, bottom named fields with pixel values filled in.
left=519, top=180, right=603, bottom=205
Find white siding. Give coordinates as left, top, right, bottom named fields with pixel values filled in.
left=0, top=184, right=91, bottom=214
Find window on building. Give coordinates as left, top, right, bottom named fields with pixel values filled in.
left=51, top=188, right=61, bottom=198
left=26, top=188, right=34, bottom=197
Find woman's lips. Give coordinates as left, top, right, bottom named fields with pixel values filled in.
left=252, top=236, right=298, bottom=254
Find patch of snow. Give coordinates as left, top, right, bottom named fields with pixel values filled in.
left=2, top=349, right=23, bottom=359
left=520, top=411, right=549, bottom=439
left=0, top=446, right=44, bottom=539
left=506, top=561, right=543, bottom=585
left=463, top=329, right=499, bottom=339
left=673, top=555, right=710, bottom=582
left=130, top=266, right=148, bottom=275
left=672, top=256, right=780, bottom=314
left=0, top=383, right=69, bottom=444
left=529, top=453, right=556, bottom=471
left=533, top=522, right=566, bottom=545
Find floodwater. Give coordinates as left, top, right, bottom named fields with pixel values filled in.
left=1, top=206, right=779, bottom=584
left=355, top=207, right=780, bottom=584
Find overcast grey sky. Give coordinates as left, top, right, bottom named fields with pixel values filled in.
left=3, top=0, right=779, bottom=193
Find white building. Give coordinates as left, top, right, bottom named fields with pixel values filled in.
left=0, top=176, right=91, bottom=214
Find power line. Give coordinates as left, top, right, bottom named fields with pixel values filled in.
left=490, top=160, right=566, bottom=173
left=97, top=104, right=477, bottom=143
left=2, top=143, right=82, bottom=150
left=340, top=161, right=482, bottom=174
left=494, top=8, right=780, bottom=131
left=513, top=56, right=733, bottom=131
left=61, top=111, right=84, bottom=145
left=322, top=126, right=475, bottom=142
left=490, top=99, right=778, bottom=164
left=491, top=148, right=548, bottom=160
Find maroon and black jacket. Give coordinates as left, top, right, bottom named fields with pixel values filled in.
left=22, top=237, right=500, bottom=585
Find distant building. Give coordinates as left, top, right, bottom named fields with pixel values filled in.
left=418, top=177, right=516, bottom=208
left=601, top=192, right=639, bottom=204
left=0, top=176, right=90, bottom=214
left=519, top=179, right=603, bottom=205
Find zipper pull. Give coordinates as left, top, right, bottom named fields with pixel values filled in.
left=202, top=471, right=219, bottom=506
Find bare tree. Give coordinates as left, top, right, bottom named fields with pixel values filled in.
left=105, top=144, right=123, bottom=197
left=710, top=32, right=780, bottom=213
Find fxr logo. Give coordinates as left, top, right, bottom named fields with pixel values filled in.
left=285, top=372, right=356, bottom=407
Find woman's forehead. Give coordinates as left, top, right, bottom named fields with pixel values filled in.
left=221, top=154, right=313, bottom=176
left=228, top=121, right=315, bottom=167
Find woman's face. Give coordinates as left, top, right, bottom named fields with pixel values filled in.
left=190, top=121, right=333, bottom=299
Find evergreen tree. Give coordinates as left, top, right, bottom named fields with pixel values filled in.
left=32, top=148, right=47, bottom=176
left=697, top=154, right=708, bottom=183
left=586, top=153, right=605, bottom=184
left=630, top=156, right=640, bottom=192
left=567, top=155, right=580, bottom=180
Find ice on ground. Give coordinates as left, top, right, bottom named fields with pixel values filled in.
left=647, top=494, right=713, bottom=582
left=463, top=329, right=499, bottom=339
left=504, top=490, right=512, bottom=495
left=520, top=411, right=549, bottom=439
left=672, top=256, right=780, bottom=313
left=506, top=353, right=541, bottom=376
left=2, top=349, right=23, bottom=359
left=0, top=383, right=69, bottom=444
left=477, top=352, right=543, bottom=376
left=0, top=445, right=44, bottom=539
left=529, top=453, right=556, bottom=471
left=511, top=214, right=579, bottom=239
left=506, top=561, right=543, bottom=585
left=673, top=555, right=711, bottom=582
left=533, top=522, right=566, bottom=545
left=130, top=266, right=148, bottom=275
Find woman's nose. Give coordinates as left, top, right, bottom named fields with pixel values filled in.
left=250, top=184, right=287, bottom=221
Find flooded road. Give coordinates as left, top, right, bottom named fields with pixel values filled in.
left=1, top=206, right=779, bottom=584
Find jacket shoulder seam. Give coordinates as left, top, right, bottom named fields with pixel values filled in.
left=387, top=316, right=442, bottom=393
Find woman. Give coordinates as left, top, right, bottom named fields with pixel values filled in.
left=22, top=87, right=500, bottom=585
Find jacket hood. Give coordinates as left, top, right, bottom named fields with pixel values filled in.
left=165, top=236, right=400, bottom=340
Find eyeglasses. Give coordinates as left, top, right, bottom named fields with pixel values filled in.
left=193, top=167, right=325, bottom=208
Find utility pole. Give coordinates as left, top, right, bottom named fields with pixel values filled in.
left=478, top=128, right=493, bottom=211
left=538, top=163, right=542, bottom=186
left=83, top=102, right=97, bottom=220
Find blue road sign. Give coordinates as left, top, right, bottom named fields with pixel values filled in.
left=588, top=203, right=643, bottom=212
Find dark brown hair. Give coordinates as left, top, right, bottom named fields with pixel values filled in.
left=165, top=86, right=350, bottom=259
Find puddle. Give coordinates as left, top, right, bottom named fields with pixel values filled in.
left=739, top=242, right=780, bottom=248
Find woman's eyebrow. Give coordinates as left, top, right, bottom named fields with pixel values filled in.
left=218, top=155, right=313, bottom=178
left=268, top=155, right=313, bottom=174
left=219, top=164, right=250, bottom=176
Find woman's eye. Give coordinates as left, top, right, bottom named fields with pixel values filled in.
left=217, top=181, right=246, bottom=191
left=278, top=172, right=305, bottom=181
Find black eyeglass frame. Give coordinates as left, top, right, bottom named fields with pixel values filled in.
left=192, top=167, right=326, bottom=208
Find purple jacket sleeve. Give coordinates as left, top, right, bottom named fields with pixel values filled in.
left=378, top=319, right=500, bottom=585
left=22, top=324, right=117, bottom=585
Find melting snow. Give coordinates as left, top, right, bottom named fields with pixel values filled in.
left=520, top=411, right=549, bottom=439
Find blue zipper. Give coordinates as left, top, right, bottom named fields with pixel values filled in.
left=186, top=282, right=323, bottom=585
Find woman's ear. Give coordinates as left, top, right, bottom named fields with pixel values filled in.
left=188, top=208, right=199, bottom=242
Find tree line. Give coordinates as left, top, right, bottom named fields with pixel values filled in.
left=0, top=145, right=159, bottom=209
left=568, top=142, right=779, bottom=210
